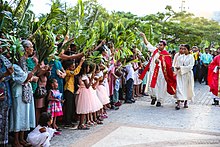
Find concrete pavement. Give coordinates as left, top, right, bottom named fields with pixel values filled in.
left=51, top=82, right=220, bottom=147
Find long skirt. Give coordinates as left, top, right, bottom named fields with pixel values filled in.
left=0, top=104, right=9, bottom=145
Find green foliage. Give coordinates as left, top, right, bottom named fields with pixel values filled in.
left=1, top=0, right=220, bottom=62
left=2, top=34, right=24, bottom=63
left=33, top=30, right=57, bottom=63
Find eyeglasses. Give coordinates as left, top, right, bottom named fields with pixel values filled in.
left=158, top=44, right=163, bottom=46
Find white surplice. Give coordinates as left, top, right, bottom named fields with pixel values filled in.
left=175, top=54, right=195, bottom=101
left=146, top=43, right=171, bottom=102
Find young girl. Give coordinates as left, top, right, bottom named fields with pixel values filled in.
left=96, top=64, right=110, bottom=119
left=76, top=62, right=102, bottom=129
left=47, top=79, right=63, bottom=131
left=87, top=63, right=103, bottom=125
left=27, top=112, right=55, bottom=147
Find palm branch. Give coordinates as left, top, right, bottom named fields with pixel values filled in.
left=33, top=30, right=57, bottom=63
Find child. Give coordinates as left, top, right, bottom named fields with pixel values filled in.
left=95, top=64, right=110, bottom=120
left=63, top=57, right=85, bottom=127
left=47, top=79, right=63, bottom=132
left=124, top=56, right=135, bottom=103
left=87, top=63, right=103, bottom=125
left=113, top=63, right=123, bottom=107
left=27, top=112, right=55, bottom=147
left=96, top=65, right=110, bottom=106
left=76, top=62, right=102, bottom=129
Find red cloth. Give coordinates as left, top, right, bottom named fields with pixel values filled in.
left=208, top=55, right=220, bottom=96
left=143, top=49, right=176, bottom=95
left=139, top=50, right=158, bottom=80
left=150, top=63, right=159, bottom=88
left=159, top=50, right=176, bottom=95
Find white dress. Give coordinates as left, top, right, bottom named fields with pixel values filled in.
left=27, top=125, right=55, bottom=147
left=133, top=62, right=142, bottom=85
left=175, top=54, right=195, bottom=101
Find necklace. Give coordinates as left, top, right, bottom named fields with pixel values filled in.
left=182, top=55, right=188, bottom=66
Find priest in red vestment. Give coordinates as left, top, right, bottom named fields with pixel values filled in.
left=208, top=54, right=220, bottom=105
left=139, top=33, right=176, bottom=107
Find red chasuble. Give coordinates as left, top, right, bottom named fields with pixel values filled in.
left=140, top=49, right=176, bottom=95
left=208, top=55, right=220, bottom=96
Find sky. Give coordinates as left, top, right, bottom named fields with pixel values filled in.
left=31, top=0, right=220, bottom=19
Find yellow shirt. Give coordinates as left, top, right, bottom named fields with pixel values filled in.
left=64, top=66, right=81, bottom=93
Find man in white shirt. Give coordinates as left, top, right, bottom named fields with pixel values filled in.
left=124, top=57, right=135, bottom=104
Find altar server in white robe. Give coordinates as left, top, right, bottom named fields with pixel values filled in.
left=175, top=44, right=195, bottom=110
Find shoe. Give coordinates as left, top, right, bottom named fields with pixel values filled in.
left=56, top=128, right=62, bottom=132
left=151, top=98, right=157, bottom=105
left=115, top=101, right=122, bottom=107
left=212, top=99, right=219, bottom=105
left=111, top=105, right=119, bottom=110
left=125, top=100, right=133, bottom=104
left=78, top=124, right=90, bottom=130
left=64, top=124, right=78, bottom=129
left=95, top=120, right=103, bottom=125
left=142, top=93, right=149, bottom=96
left=184, top=105, right=189, bottom=108
left=54, top=131, right=62, bottom=135
left=156, top=102, right=162, bottom=107
left=86, top=121, right=95, bottom=127
left=175, top=105, right=180, bottom=110
left=131, top=99, right=136, bottom=103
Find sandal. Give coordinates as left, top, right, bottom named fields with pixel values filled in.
left=78, top=124, right=90, bottom=130
left=96, top=120, right=103, bottom=125
left=86, top=121, right=94, bottom=127
left=97, top=116, right=104, bottom=121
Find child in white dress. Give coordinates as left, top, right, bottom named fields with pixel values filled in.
left=27, top=112, right=55, bottom=147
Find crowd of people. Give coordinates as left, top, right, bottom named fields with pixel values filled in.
left=0, top=31, right=220, bottom=147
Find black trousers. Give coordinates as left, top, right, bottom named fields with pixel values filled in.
left=125, top=78, right=134, bottom=101
left=199, top=65, right=208, bottom=84
left=64, top=90, right=76, bottom=125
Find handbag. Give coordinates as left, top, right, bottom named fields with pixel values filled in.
left=34, top=76, right=47, bottom=99
left=22, top=83, right=33, bottom=103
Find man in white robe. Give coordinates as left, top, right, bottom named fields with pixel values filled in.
left=140, top=33, right=176, bottom=107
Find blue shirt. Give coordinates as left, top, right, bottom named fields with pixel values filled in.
left=200, top=53, right=212, bottom=64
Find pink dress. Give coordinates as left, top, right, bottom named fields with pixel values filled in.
left=76, top=75, right=103, bottom=114
left=47, top=90, right=63, bottom=117
left=96, top=72, right=110, bottom=105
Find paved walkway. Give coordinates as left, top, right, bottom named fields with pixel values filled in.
left=51, top=82, right=220, bottom=147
